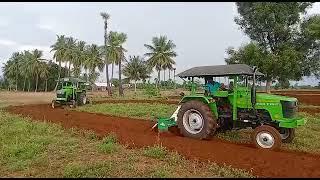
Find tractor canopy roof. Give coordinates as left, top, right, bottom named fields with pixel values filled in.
left=176, top=64, right=264, bottom=78
left=58, top=77, right=86, bottom=83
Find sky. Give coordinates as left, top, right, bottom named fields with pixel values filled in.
left=0, top=2, right=319, bottom=85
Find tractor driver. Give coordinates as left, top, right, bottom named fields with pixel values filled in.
left=206, top=78, right=221, bottom=94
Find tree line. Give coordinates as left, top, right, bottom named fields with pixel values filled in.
left=1, top=12, right=178, bottom=94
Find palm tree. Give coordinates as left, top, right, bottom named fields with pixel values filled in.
left=106, top=31, right=127, bottom=96
left=7, top=52, right=21, bottom=91
left=85, top=44, right=104, bottom=85
left=123, top=55, right=144, bottom=92
left=19, top=51, right=32, bottom=91
left=73, top=40, right=86, bottom=77
left=28, top=49, right=43, bottom=92
left=51, top=35, right=67, bottom=90
left=39, top=61, right=50, bottom=92
left=64, top=37, right=77, bottom=76
left=100, top=12, right=112, bottom=96
left=144, top=35, right=177, bottom=87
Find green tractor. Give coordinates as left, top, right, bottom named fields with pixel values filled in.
left=51, top=77, right=89, bottom=108
left=155, top=64, right=305, bottom=150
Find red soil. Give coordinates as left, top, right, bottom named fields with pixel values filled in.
left=5, top=104, right=320, bottom=178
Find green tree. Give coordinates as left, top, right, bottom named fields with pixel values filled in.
left=144, top=35, right=177, bottom=87
left=100, top=12, right=112, bottom=96
left=106, top=31, right=127, bottom=96
left=233, top=2, right=313, bottom=92
left=50, top=35, right=67, bottom=90
left=123, top=55, right=150, bottom=92
left=85, top=44, right=104, bottom=84
left=64, top=37, right=77, bottom=76
left=73, top=40, right=86, bottom=77
left=39, top=61, right=50, bottom=92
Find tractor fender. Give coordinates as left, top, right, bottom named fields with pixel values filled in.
left=179, top=96, right=218, bottom=118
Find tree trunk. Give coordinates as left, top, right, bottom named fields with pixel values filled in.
left=35, top=74, right=39, bottom=92
left=173, top=69, right=176, bottom=89
left=68, top=62, right=71, bottom=76
left=45, top=79, right=48, bottom=92
left=119, top=60, right=123, bottom=96
left=169, top=70, right=171, bottom=80
left=134, top=80, right=137, bottom=93
left=15, top=73, right=18, bottom=91
left=104, top=19, right=111, bottom=96
left=158, top=70, right=160, bottom=86
left=163, top=69, right=166, bottom=81
left=23, top=76, right=26, bottom=91
left=54, top=61, right=62, bottom=91
left=111, top=63, right=114, bottom=80
left=28, top=80, right=31, bottom=92
left=266, top=80, right=271, bottom=93
left=106, top=63, right=111, bottom=96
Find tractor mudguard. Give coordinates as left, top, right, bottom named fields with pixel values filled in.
left=179, top=96, right=218, bottom=118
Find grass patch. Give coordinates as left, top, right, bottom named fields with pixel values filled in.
left=63, top=161, right=114, bottom=178
left=208, top=163, right=255, bottom=178
left=0, top=110, right=253, bottom=177
left=143, top=145, right=168, bottom=159
left=97, top=133, right=119, bottom=154
left=76, top=103, right=177, bottom=120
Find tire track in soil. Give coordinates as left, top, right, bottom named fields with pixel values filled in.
left=5, top=104, right=320, bottom=177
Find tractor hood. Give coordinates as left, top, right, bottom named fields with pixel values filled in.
left=256, top=93, right=297, bottom=103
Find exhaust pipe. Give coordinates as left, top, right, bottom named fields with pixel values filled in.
left=251, top=66, right=257, bottom=114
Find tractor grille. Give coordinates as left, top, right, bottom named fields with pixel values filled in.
left=280, top=100, right=297, bottom=118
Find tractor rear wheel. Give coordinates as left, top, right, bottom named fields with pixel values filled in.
left=177, top=100, right=217, bottom=140
left=252, top=125, right=281, bottom=150
left=279, top=128, right=295, bottom=143
left=77, top=93, right=87, bottom=106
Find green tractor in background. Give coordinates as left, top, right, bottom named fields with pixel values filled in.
left=51, top=77, right=89, bottom=108
left=155, top=64, right=305, bottom=150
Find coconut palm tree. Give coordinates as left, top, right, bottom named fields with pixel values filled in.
left=100, top=12, right=112, bottom=96
left=73, top=40, right=86, bottom=77
left=106, top=31, right=127, bottom=96
left=51, top=35, right=67, bottom=90
left=123, top=55, right=144, bottom=92
left=144, top=35, right=177, bottom=87
left=39, top=61, right=50, bottom=92
left=19, top=51, right=31, bottom=91
left=28, top=49, right=43, bottom=92
left=6, top=52, right=22, bottom=91
left=85, top=44, right=104, bottom=84
left=64, top=37, right=77, bottom=76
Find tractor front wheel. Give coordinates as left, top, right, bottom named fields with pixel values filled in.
left=177, top=100, right=217, bottom=140
left=279, top=128, right=295, bottom=143
left=252, top=125, right=281, bottom=150
left=70, top=100, right=77, bottom=108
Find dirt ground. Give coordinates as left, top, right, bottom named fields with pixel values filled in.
left=5, top=104, right=320, bottom=178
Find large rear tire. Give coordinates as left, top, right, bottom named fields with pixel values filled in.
left=77, top=93, right=87, bottom=106
left=177, top=100, right=217, bottom=140
left=252, top=125, right=281, bottom=150
left=279, top=128, right=295, bottom=143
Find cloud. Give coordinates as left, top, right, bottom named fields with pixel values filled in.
left=36, top=23, right=54, bottom=31
left=17, top=45, right=53, bottom=60
left=0, top=39, right=17, bottom=46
